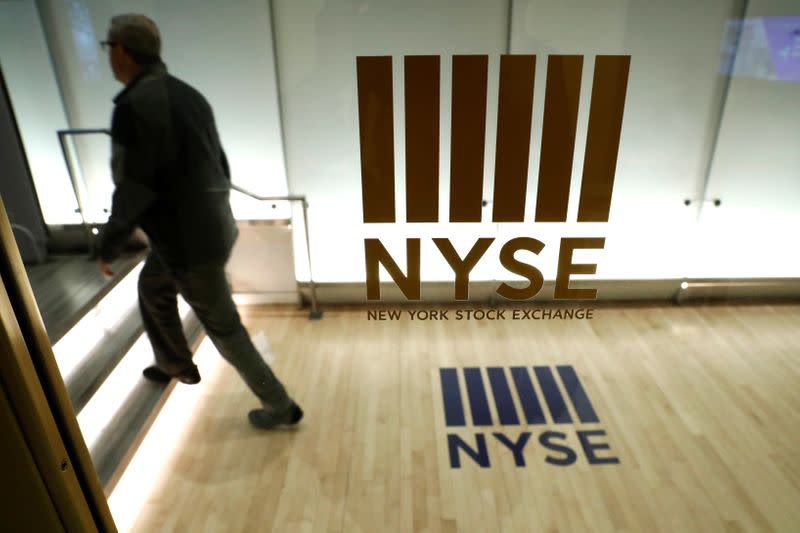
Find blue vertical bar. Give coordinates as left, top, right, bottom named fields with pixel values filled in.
left=487, top=368, right=520, bottom=425
left=510, top=367, right=546, bottom=424
left=557, top=365, right=599, bottom=423
left=464, top=368, right=493, bottom=426
left=439, top=368, right=465, bottom=427
left=534, top=366, right=572, bottom=424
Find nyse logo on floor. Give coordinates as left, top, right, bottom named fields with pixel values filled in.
left=439, top=365, right=619, bottom=468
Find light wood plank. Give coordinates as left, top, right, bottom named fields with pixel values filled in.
left=125, top=303, right=800, bottom=533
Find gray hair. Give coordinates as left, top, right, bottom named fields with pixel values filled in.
left=108, top=14, right=161, bottom=63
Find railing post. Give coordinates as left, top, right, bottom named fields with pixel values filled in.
left=301, top=198, right=322, bottom=320
left=58, top=131, right=95, bottom=245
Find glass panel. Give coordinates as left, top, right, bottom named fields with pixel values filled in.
left=689, top=8, right=800, bottom=278
left=0, top=0, right=78, bottom=225
left=1, top=1, right=798, bottom=531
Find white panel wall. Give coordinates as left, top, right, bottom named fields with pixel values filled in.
left=691, top=0, right=800, bottom=278
left=35, top=0, right=289, bottom=221
left=506, top=0, right=743, bottom=281
left=5, top=0, right=796, bottom=287
left=275, top=0, right=743, bottom=284
left=0, top=0, right=78, bottom=225
left=273, top=0, right=509, bottom=283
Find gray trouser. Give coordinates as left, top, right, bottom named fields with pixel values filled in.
left=137, top=251, right=290, bottom=408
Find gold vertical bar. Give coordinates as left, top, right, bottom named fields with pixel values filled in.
left=357, top=56, right=395, bottom=223
left=450, top=55, right=488, bottom=223
left=535, top=55, right=583, bottom=222
left=405, top=56, right=440, bottom=223
left=578, top=55, right=630, bottom=222
left=492, top=55, right=536, bottom=222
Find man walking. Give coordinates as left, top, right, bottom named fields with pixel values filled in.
left=95, top=14, right=302, bottom=430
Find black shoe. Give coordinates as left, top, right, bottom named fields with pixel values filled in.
left=248, top=401, right=303, bottom=430
left=142, top=366, right=171, bottom=382
left=175, top=366, right=201, bottom=384
left=142, top=365, right=201, bottom=385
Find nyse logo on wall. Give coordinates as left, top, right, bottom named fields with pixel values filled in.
left=356, top=54, right=631, bottom=301
left=439, top=365, right=618, bottom=468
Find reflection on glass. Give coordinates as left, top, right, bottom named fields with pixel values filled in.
left=67, top=0, right=102, bottom=80
left=721, top=17, right=800, bottom=82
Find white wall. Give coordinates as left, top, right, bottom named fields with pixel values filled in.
left=5, top=0, right=797, bottom=287
left=275, top=0, right=745, bottom=284
left=508, top=0, right=743, bottom=281
left=691, top=0, right=800, bottom=278
left=0, top=0, right=79, bottom=225
left=35, top=0, right=290, bottom=222
left=273, top=0, right=509, bottom=283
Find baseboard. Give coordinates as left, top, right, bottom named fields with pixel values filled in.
left=232, top=291, right=300, bottom=306
left=296, top=278, right=800, bottom=305
left=676, top=278, right=800, bottom=303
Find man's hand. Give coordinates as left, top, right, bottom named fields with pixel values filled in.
left=97, top=259, right=114, bottom=278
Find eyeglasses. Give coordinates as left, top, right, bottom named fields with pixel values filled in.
left=99, top=40, right=118, bottom=51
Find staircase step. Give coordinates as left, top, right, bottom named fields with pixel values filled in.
left=66, top=307, right=144, bottom=414
left=90, top=311, right=204, bottom=494
left=26, top=251, right=145, bottom=344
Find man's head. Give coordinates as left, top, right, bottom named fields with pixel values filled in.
left=104, top=14, right=161, bottom=84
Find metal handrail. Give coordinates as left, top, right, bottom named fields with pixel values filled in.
left=59, top=128, right=111, bottom=135
left=57, top=128, right=322, bottom=319
left=230, top=184, right=321, bottom=320
left=230, top=184, right=306, bottom=204
left=57, top=128, right=110, bottom=241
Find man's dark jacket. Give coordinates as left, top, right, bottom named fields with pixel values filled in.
left=97, top=62, right=238, bottom=269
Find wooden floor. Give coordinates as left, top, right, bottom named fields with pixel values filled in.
left=124, top=303, right=800, bottom=533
